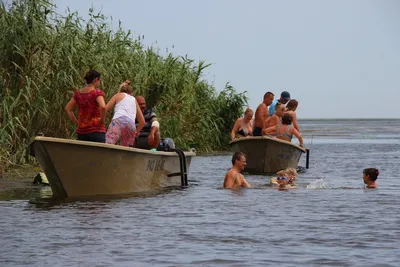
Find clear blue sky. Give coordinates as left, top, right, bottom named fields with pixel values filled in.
left=55, top=0, right=400, bottom=119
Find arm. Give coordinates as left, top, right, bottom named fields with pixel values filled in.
left=230, top=119, right=241, bottom=140
left=292, top=128, right=304, bottom=147
left=105, top=95, right=117, bottom=113
left=292, top=112, right=300, bottom=132
left=96, top=95, right=106, bottom=124
left=135, top=100, right=145, bottom=135
left=65, top=98, right=78, bottom=125
left=242, top=176, right=251, bottom=188
left=262, top=125, right=278, bottom=135
left=223, top=172, right=235, bottom=189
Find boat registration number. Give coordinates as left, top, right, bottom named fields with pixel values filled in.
left=147, top=159, right=165, bottom=171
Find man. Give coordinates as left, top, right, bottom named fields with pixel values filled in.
left=253, top=92, right=274, bottom=136
left=135, top=96, right=161, bottom=149
left=268, top=91, right=291, bottom=116
left=223, top=152, right=251, bottom=189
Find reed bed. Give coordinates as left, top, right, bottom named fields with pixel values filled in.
left=0, top=0, right=247, bottom=171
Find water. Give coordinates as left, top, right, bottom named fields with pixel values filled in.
left=1, top=119, right=400, bottom=266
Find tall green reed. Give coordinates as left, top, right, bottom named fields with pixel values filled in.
left=0, top=0, right=248, bottom=171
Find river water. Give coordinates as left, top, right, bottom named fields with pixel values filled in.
left=1, top=119, right=400, bottom=266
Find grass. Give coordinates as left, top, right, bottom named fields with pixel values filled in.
left=0, top=0, right=248, bottom=172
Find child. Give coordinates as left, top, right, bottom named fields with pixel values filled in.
left=270, top=170, right=287, bottom=185
left=286, top=168, right=297, bottom=186
left=363, top=168, right=379, bottom=188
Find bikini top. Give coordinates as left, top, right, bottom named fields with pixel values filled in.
left=237, top=120, right=251, bottom=136
left=275, top=124, right=293, bottom=140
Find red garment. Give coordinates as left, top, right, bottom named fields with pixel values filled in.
left=73, top=89, right=106, bottom=134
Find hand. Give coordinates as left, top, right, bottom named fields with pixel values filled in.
left=300, top=144, right=305, bottom=148
left=148, top=133, right=155, bottom=145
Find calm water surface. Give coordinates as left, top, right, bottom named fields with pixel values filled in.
left=1, top=119, right=400, bottom=266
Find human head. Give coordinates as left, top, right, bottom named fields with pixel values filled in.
left=263, top=92, right=275, bottom=106
left=136, top=96, right=146, bottom=112
left=276, top=170, right=289, bottom=186
left=281, top=113, right=293, bottom=125
left=243, top=108, right=253, bottom=123
left=286, top=168, right=297, bottom=183
left=231, top=152, right=246, bottom=170
left=84, top=69, right=101, bottom=87
left=274, top=103, right=285, bottom=117
left=286, top=99, right=298, bottom=111
left=119, top=80, right=131, bottom=90
left=120, top=82, right=133, bottom=95
left=363, top=168, right=379, bottom=183
left=279, top=91, right=291, bottom=104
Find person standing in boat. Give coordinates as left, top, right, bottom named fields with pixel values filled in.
left=135, top=96, right=161, bottom=149
left=230, top=108, right=254, bottom=140
left=285, top=99, right=300, bottom=132
left=224, top=152, right=251, bottom=189
left=105, top=82, right=145, bottom=147
left=269, top=91, right=291, bottom=116
left=263, top=113, right=304, bottom=148
left=253, top=92, right=274, bottom=136
left=65, top=69, right=107, bottom=143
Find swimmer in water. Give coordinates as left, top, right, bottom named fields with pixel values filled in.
left=223, top=152, right=251, bottom=189
left=270, top=170, right=291, bottom=189
left=363, top=168, right=379, bottom=188
left=286, top=168, right=297, bottom=187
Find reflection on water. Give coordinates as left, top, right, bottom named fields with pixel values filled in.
left=1, top=119, right=400, bottom=266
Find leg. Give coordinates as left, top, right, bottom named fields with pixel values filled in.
left=106, top=120, right=121, bottom=144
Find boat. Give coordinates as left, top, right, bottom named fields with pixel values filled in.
left=229, top=136, right=307, bottom=174
left=29, top=136, right=195, bottom=198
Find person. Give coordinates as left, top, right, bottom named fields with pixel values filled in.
left=264, top=103, right=285, bottom=129
left=65, top=69, right=106, bottom=143
left=253, top=92, right=274, bottom=136
left=135, top=96, right=161, bottom=149
left=286, top=168, right=297, bottom=186
left=363, top=168, right=379, bottom=188
left=223, top=152, right=251, bottom=189
left=270, top=170, right=291, bottom=190
left=105, top=81, right=145, bottom=147
left=285, top=99, right=300, bottom=132
left=269, top=91, right=291, bottom=116
left=230, top=108, right=254, bottom=140
left=263, top=113, right=304, bottom=147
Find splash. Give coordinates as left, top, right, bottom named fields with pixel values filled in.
left=306, top=178, right=329, bottom=189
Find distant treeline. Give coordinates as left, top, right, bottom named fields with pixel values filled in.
left=0, top=0, right=247, bottom=170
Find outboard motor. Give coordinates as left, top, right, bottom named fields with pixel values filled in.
left=157, top=138, right=175, bottom=151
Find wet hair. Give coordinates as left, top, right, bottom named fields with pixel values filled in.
left=363, top=168, right=379, bottom=181
left=263, top=91, right=274, bottom=99
left=281, top=113, right=293, bottom=125
left=244, top=107, right=253, bottom=116
left=286, top=168, right=297, bottom=177
left=232, top=152, right=245, bottom=165
left=286, top=99, right=298, bottom=111
left=276, top=170, right=287, bottom=177
left=84, top=69, right=101, bottom=84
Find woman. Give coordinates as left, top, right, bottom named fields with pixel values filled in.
left=65, top=69, right=106, bottom=143
left=105, top=81, right=145, bottom=147
left=264, top=103, right=285, bottom=129
left=285, top=99, right=299, bottom=132
left=230, top=108, right=254, bottom=140
left=263, top=113, right=304, bottom=147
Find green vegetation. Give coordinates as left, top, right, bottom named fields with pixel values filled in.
left=0, top=0, right=247, bottom=171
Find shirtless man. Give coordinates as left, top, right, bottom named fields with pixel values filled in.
left=253, top=92, right=274, bottom=136
left=223, top=152, right=251, bottom=189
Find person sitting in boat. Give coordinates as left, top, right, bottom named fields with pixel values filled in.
left=269, top=91, right=291, bottom=116
left=363, top=168, right=379, bottom=188
left=230, top=108, right=254, bottom=140
left=135, top=96, right=161, bottom=149
left=253, top=92, right=275, bottom=136
left=224, top=152, right=251, bottom=189
left=105, top=81, right=145, bottom=147
left=264, top=103, right=285, bottom=129
left=65, top=69, right=107, bottom=143
left=285, top=99, right=300, bottom=132
left=263, top=113, right=304, bottom=148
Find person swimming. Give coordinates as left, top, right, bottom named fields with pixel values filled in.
left=363, top=168, right=379, bottom=188
left=270, top=168, right=297, bottom=189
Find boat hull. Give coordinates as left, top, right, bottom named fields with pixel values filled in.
left=31, top=137, right=195, bottom=198
left=229, top=136, right=305, bottom=174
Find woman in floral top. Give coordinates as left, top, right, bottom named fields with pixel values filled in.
left=65, top=69, right=106, bottom=143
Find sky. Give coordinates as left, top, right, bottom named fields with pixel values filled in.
left=55, top=0, right=400, bottom=119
